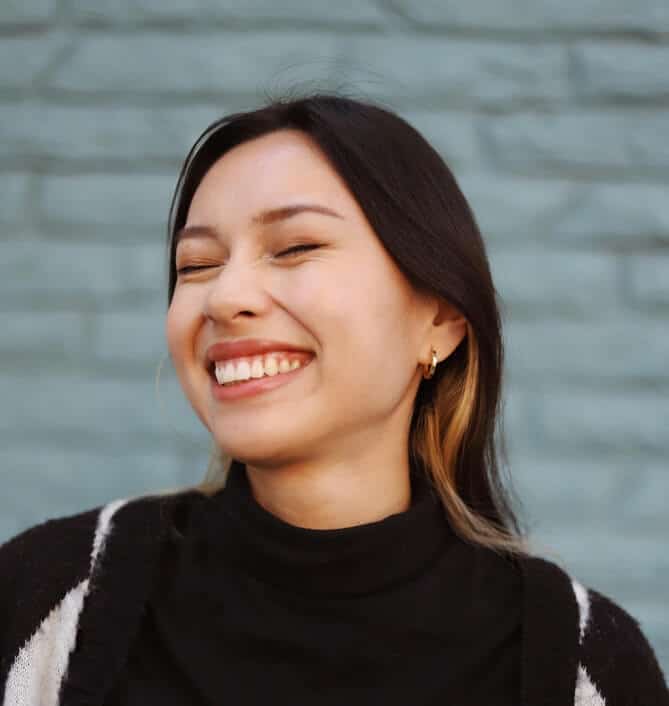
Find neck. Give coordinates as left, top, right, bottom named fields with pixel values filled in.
left=241, top=452, right=413, bottom=530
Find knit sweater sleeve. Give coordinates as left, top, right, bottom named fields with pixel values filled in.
left=0, top=509, right=102, bottom=704
left=576, top=585, right=669, bottom=705
left=0, top=526, right=25, bottom=669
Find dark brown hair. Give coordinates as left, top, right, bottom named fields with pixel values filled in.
left=165, top=91, right=537, bottom=559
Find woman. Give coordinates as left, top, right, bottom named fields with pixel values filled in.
left=1, top=93, right=667, bottom=706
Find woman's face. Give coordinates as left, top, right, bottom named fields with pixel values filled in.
left=166, top=128, right=454, bottom=469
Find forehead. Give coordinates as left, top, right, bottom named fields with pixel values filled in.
left=183, top=129, right=361, bottom=229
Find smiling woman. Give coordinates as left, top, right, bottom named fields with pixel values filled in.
left=1, top=92, right=667, bottom=706
left=164, top=100, right=518, bottom=551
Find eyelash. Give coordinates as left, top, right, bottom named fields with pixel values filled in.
left=277, top=243, right=320, bottom=258
left=176, top=244, right=320, bottom=275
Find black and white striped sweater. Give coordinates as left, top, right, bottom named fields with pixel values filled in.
left=0, top=489, right=667, bottom=706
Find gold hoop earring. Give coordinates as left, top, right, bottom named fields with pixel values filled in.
left=422, top=347, right=438, bottom=379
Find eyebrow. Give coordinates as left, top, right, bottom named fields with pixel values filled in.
left=175, top=203, right=344, bottom=245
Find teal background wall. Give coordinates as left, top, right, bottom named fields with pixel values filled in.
left=1, top=0, right=668, bottom=676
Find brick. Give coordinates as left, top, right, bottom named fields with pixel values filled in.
left=394, top=0, right=669, bottom=33
left=340, top=37, right=568, bottom=106
left=48, top=33, right=341, bottom=96
left=537, top=390, right=669, bottom=455
left=534, top=527, right=668, bottom=597
left=65, top=0, right=385, bottom=25
left=399, top=109, right=482, bottom=170
left=0, top=0, right=57, bottom=24
left=456, top=174, right=572, bottom=243
left=0, top=102, right=480, bottom=176
left=512, top=454, right=667, bottom=531
left=0, top=310, right=86, bottom=359
left=455, top=172, right=573, bottom=246
left=616, top=462, right=669, bottom=532
left=152, top=363, right=210, bottom=449
left=0, top=34, right=70, bottom=89
left=547, top=183, right=669, bottom=244
left=0, top=102, right=481, bottom=170
left=427, top=171, right=669, bottom=251
left=573, top=42, right=669, bottom=99
left=0, top=102, right=224, bottom=164
left=0, top=371, right=205, bottom=445
left=484, top=111, right=669, bottom=176
left=39, top=173, right=175, bottom=232
left=0, top=444, right=183, bottom=543
left=48, top=34, right=569, bottom=106
left=0, top=238, right=167, bottom=309
left=503, top=318, right=669, bottom=382
left=134, top=244, right=172, bottom=305
left=500, top=385, right=538, bottom=456
left=489, top=248, right=619, bottom=316
left=91, top=310, right=167, bottom=363
left=0, top=174, right=30, bottom=225
left=625, top=256, right=669, bottom=307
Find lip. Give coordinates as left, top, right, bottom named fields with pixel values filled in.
left=206, top=338, right=314, bottom=366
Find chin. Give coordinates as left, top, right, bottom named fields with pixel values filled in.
left=214, top=433, right=312, bottom=466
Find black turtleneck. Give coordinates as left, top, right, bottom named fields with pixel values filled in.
left=104, top=459, right=523, bottom=705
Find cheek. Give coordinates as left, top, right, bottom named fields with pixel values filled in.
left=315, top=268, right=407, bottom=367
left=165, top=294, right=197, bottom=368
left=344, top=275, right=417, bottom=384
left=165, top=305, right=180, bottom=358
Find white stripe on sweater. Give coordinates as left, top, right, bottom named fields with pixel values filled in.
left=3, top=498, right=129, bottom=706
left=572, top=578, right=591, bottom=645
left=571, top=578, right=606, bottom=706
left=574, top=664, right=607, bottom=706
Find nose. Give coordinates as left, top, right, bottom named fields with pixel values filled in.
left=202, top=255, right=270, bottom=323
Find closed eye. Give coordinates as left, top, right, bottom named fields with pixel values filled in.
left=176, top=264, right=216, bottom=275
left=276, top=244, right=321, bottom=258
left=176, top=244, right=321, bottom=276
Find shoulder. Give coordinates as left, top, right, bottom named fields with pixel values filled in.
left=572, top=580, right=669, bottom=705
left=0, top=502, right=107, bottom=685
left=0, top=487, right=203, bottom=590
left=0, top=490, right=194, bottom=702
left=0, top=490, right=191, bottom=668
left=0, top=504, right=103, bottom=601
left=0, top=488, right=189, bottom=578
left=0, top=496, right=130, bottom=580
left=519, top=552, right=668, bottom=704
left=0, top=491, right=176, bottom=617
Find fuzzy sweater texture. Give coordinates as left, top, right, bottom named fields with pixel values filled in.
left=103, top=460, right=522, bottom=704
left=0, top=477, right=667, bottom=706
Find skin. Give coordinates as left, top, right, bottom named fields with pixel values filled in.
left=166, top=128, right=467, bottom=530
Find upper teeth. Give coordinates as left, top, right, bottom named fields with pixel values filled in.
left=214, top=353, right=308, bottom=385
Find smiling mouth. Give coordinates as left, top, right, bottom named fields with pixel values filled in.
left=205, top=355, right=314, bottom=385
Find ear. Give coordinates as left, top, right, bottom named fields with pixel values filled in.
left=423, top=298, right=468, bottom=366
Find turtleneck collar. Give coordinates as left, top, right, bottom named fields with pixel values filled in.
left=181, top=458, right=458, bottom=598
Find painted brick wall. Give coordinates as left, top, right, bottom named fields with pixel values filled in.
left=1, top=0, right=667, bottom=675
